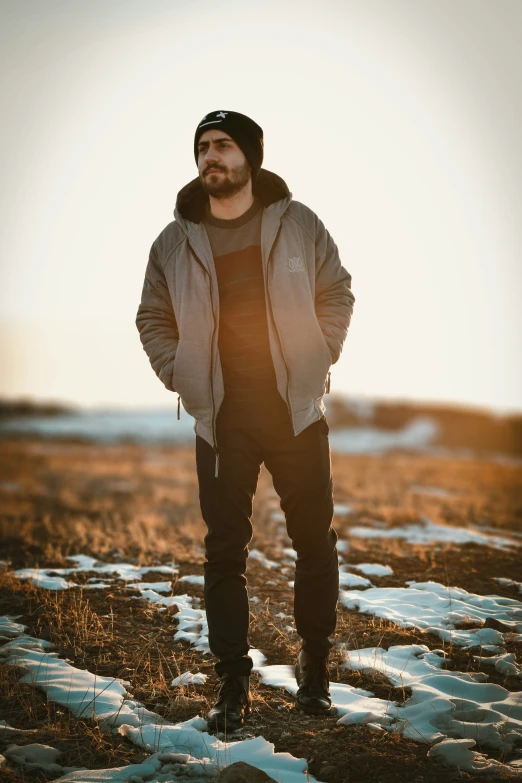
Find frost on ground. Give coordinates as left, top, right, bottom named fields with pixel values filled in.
left=328, top=416, right=438, bottom=454
left=130, top=589, right=210, bottom=654
left=171, top=672, right=208, bottom=686
left=255, top=643, right=522, bottom=776
left=338, top=570, right=372, bottom=588
left=340, top=645, right=522, bottom=747
left=14, top=555, right=178, bottom=591
left=495, top=577, right=522, bottom=594
left=179, top=575, right=205, bottom=586
left=340, top=580, right=522, bottom=646
left=427, top=737, right=522, bottom=777
left=409, top=485, right=456, bottom=498
left=0, top=721, right=37, bottom=738
left=0, top=615, right=317, bottom=783
left=347, top=516, right=521, bottom=550
left=4, top=742, right=82, bottom=775
left=248, top=549, right=281, bottom=570
left=350, top=563, right=393, bottom=577
left=3, top=545, right=522, bottom=779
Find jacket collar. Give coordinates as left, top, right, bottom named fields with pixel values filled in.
left=174, top=168, right=292, bottom=228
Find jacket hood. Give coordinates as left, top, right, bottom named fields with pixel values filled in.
left=174, top=168, right=292, bottom=224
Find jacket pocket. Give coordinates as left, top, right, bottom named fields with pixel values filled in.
left=321, top=333, right=332, bottom=368
left=158, top=357, right=176, bottom=392
left=308, top=333, right=331, bottom=401
left=171, top=339, right=212, bottom=420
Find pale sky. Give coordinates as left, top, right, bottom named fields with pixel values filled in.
left=1, top=0, right=521, bottom=413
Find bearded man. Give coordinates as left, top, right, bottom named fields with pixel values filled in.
left=136, top=110, right=355, bottom=730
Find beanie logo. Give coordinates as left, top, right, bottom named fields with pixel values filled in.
left=198, top=111, right=228, bottom=128
left=288, top=256, right=305, bottom=274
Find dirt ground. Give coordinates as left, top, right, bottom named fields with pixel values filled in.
left=0, top=437, right=521, bottom=782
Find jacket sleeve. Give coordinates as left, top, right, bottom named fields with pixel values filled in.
left=314, top=215, right=355, bottom=364
left=136, top=242, right=179, bottom=392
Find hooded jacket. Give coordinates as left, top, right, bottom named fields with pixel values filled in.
left=136, top=169, right=355, bottom=455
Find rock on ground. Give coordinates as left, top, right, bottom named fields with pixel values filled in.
left=216, top=761, right=274, bottom=782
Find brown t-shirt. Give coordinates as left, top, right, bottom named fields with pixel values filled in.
left=203, top=199, right=291, bottom=430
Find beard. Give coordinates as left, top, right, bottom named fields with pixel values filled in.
left=200, top=160, right=251, bottom=198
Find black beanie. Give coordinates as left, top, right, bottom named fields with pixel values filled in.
left=194, top=110, right=264, bottom=181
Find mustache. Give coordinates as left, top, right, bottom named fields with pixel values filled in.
left=204, top=165, right=226, bottom=176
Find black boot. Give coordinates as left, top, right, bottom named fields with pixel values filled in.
left=295, top=649, right=332, bottom=714
left=206, top=674, right=251, bottom=731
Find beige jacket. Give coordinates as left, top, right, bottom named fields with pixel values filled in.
left=136, top=169, right=355, bottom=452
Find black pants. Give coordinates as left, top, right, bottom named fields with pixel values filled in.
left=195, top=416, right=339, bottom=677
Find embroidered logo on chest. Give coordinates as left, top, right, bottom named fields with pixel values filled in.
left=288, top=256, right=305, bottom=273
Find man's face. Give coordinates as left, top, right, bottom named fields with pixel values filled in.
left=197, top=129, right=251, bottom=198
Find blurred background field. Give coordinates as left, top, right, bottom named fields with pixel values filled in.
left=1, top=395, right=521, bottom=457
left=1, top=392, right=520, bottom=570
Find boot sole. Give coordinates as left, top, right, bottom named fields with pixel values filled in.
left=295, top=700, right=335, bottom=716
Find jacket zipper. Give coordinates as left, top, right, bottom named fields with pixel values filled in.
left=188, top=246, right=220, bottom=476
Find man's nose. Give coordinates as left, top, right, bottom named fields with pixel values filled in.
left=204, top=146, right=220, bottom=164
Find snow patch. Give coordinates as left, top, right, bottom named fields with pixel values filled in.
left=127, top=581, right=174, bottom=593
left=178, top=575, right=205, bottom=586
left=131, top=588, right=210, bottom=654
left=338, top=569, right=372, bottom=588
left=328, top=416, right=438, bottom=454
left=340, top=644, right=522, bottom=751
left=351, top=563, right=393, bottom=577
left=14, top=555, right=178, bottom=590
left=428, top=737, right=522, bottom=776
left=4, top=743, right=80, bottom=775
left=249, top=549, right=281, bottom=570
left=5, top=549, right=522, bottom=780
left=495, top=577, right=522, bottom=594
left=409, top=485, right=455, bottom=498
left=0, top=619, right=317, bottom=783
left=348, top=516, right=520, bottom=550
left=171, top=671, right=208, bottom=686
left=340, top=581, right=522, bottom=645
left=0, top=720, right=38, bottom=738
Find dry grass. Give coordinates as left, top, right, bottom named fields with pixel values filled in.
left=0, top=437, right=521, bottom=781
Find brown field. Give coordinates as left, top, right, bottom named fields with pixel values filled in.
left=0, top=436, right=521, bottom=782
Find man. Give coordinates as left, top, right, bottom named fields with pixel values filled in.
left=136, top=110, right=355, bottom=731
